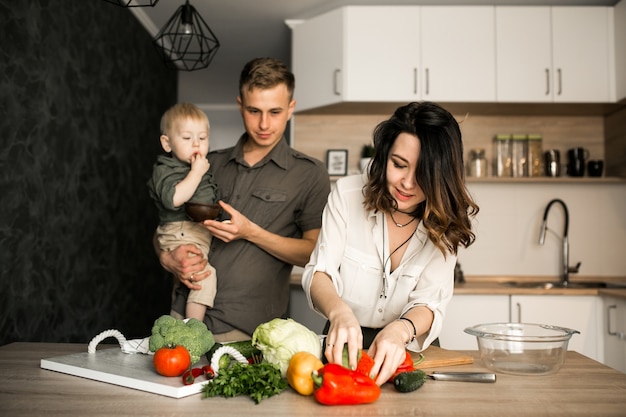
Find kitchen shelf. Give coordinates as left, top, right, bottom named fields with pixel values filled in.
left=328, top=176, right=626, bottom=184
left=465, top=176, right=625, bottom=184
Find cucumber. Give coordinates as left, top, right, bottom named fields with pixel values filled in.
left=223, top=340, right=262, bottom=361
left=393, top=369, right=427, bottom=393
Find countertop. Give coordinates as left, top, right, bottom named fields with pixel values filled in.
left=1, top=342, right=625, bottom=416
left=291, top=274, right=626, bottom=299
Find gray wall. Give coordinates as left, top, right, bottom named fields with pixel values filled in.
left=0, top=1, right=178, bottom=345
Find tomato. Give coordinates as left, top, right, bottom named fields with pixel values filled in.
left=153, top=345, right=191, bottom=377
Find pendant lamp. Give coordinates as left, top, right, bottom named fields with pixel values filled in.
left=102, top=0, right=159, bottom=7
left=152, top=0, right=220, bottom=71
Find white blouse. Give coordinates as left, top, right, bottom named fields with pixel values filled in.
left=301, top=174, right=456, bottom=351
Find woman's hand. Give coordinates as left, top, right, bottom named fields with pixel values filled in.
left=324, top=307, right=363, bottom=370
left=159, top=244, right=209, bottom=290
left=367, top=321, right=413, bottom=386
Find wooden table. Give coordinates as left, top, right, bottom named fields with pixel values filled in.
left=1, top=342, right=625, bottom=416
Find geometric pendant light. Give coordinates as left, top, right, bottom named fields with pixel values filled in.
left=152, top=0, right=220, bottom=71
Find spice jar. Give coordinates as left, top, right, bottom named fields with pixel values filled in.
left=494, top=134, right=512, bottom=177
left=467, top=149, right=487, bottom=178
left=511, top=134, right=528, bottom=177
left=527, top=134, right=543, bottom=177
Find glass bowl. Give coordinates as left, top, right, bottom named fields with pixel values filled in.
left=464, top=322, right=580, bottom=376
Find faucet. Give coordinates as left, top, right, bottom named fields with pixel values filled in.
left=538, top=198, right=581, bottom=286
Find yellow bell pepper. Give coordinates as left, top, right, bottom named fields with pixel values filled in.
left=286, top=351, right=324, bottom=396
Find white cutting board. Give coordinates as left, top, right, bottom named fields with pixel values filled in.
left=40, top=347, right=210, bottom=398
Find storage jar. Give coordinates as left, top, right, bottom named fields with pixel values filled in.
left=494, top=134, right=512, bottom=177
left=467, top=149, right=488, bottom=178
left=511, top=134, right=528, bottom=177
left=527, top=134, right=543, bottom=177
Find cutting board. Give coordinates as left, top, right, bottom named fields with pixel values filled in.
left=412, top=346, right=474, bottom=368
left=41, top=347, right=210, bottom=398
left=40, top=345, right=473, bottom=398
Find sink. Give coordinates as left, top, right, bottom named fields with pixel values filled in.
left=502, top=281, right=616, bottom=289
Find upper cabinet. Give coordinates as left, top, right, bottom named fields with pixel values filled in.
left=290, top=5, right=621, bottom=112
left=290, top=6, right=495, bottom=112
left=496, top=6, right=614, bottom=103
left=421, top=6, right=496, bottom=102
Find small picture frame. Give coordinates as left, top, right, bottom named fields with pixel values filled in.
left=326, top=149, right=348, bottom=176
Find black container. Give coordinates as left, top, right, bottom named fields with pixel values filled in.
left=566, top=147, right=589, bottom=177
left=544, top=149, right=560, bottom=177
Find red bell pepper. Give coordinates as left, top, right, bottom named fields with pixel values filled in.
left=312, top=363, right=381, bottom=405
left=388, top=351, right=425, bottom=383
left=355, top=350, right=375, bottom=378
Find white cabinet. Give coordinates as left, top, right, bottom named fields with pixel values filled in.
left=291, top=6, right=495, bottom=111
left=420, top=6, right=496, bottom=102
left=511, top=295, right=602, bottom=362
left=439, top=295, right=510, bottom=350
left=343, top=7, right=421, bottom=102
left=441, top=294, right=603, bottom=362
left=290, top=7, right=343, bottom=111
left=603, top=297, right=626, bottom=373
left=496, top=6, right=613, bottom=103
left=291, top=6, right=420, bottom=111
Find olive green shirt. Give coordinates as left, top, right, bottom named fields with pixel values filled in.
left=171, top=135, right=330, bottom=335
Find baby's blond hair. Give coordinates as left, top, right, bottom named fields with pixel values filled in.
left=160, top=103, right=209, bottom=136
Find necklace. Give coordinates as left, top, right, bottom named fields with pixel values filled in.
left=389, top=211, right=416, bottom=228
left=380, top=218, right=415, bottom=298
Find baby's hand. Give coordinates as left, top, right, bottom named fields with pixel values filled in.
left=190, top=153, right=210, bottom=174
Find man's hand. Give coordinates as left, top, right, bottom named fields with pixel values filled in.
left=202, top=200, right=254, bottom=243
left=159, top=244, right=209, bottom=290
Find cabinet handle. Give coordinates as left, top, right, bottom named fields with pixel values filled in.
left=545, top=68, right=550, bottom=95
left=516, top=302, right=522, bottom=323
left=608, top=304, right=617, bottom=336
left=333, top=69, right=341, bottom=96
left=425, top=68, right=429, bottom=95
left=557, top=68, right=562, bottom=96
left=413, top=68, right=418, bottom=95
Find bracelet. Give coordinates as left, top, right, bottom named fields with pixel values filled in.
left=398, top=316, right=417, bottom=344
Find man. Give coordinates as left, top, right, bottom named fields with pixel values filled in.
left=158, top=58, right=330, bottom=342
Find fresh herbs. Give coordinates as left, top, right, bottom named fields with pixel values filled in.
left=201, top=362, right=287, bottom=404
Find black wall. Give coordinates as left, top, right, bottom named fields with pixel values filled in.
left=0, top=1, right=178, bottom=345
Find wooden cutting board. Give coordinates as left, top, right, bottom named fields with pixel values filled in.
left=412, top=346, right=474, bottom=368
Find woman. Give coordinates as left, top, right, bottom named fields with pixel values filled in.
left=301, top=101, right=479, bottom=385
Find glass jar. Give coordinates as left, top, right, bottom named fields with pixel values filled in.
left=467, top=148, right=487, bottom=178
left=511, top=134, right=528, bottom=177
left=527, top=134, right=543, bottom=177
left=494, top=134, right=512, bottom=177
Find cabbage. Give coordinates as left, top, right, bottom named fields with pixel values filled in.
left=251, top=318, right=322, bottom=377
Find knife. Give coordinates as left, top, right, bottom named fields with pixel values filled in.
left=427, top=371, right=496, bottom=383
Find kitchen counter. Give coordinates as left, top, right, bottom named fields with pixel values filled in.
left=291, top=274, right=626, bottom=299
left=1, top=342, right=625, bottom=416
left=453, top=276, right=626, bottom=299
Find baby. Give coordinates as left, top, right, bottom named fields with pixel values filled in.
left=147, top=103, right=218, bottom=321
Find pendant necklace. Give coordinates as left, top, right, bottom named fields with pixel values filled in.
left=380, top=216, right=415, bottom=298
left=389, top=211, right=417, bottom=228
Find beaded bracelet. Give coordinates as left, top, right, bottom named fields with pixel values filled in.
left=398, top=316, right=417, bottom=344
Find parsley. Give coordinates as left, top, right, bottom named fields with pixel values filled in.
left=201, top=362, right=288, bottom=404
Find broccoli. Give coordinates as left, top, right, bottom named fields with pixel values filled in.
left=148, top=315, right=215, bottom=364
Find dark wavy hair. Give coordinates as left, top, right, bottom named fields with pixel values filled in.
left=363, top=101, right=479, bottom=256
